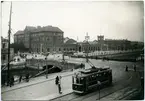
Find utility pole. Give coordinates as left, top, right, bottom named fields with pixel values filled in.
left=85, top=33, right=89, bottom=63
left=62, top=45, right=65, bottom=61
left=7, top=2, right=12, bottom=86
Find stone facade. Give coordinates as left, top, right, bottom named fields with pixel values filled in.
left=14, top=26, right=64, bottom=53
left=104, top=39, right=131, bottom=51
left=63, top=37, right=78, bottom=52
left=1, top=37, right=14, bottom=64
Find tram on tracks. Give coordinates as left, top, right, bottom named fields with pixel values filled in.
left=72, top=66, right=112, bottom=94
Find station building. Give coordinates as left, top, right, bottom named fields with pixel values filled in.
left=14, top=26, right=142, bottom=54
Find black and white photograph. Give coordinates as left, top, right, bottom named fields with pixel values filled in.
left=1, top=1, right=144, bottom=100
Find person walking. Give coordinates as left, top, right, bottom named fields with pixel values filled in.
left=46, top=67, right=48, bottom=79
left=58, top=76, right=62, bottom=94
left=133, top=64, right=136, bottom=72
left=9, top=77, right=12, bottom=87
left=19, top=75, right=22, bottom=83
left=26, top=73, right=29, bottom=82
left=10, top=76, right=14, bottom=87
left=55, top=76, right=59, bottom=85
left=125, top=65, right=128, bottom=72
left=12, top=76, right=14, bottom=86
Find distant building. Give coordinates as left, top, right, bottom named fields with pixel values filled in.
left=104, top=39, right=131, bottom=51
left=63, top=37, right=78, bottom=52
left=14, top=25, right=64, bottom=53
left=78, top=40, right=108, bottom=52
left=1, top=37, right=14, bottom=64
left=14, top=30, right=24, bottom=44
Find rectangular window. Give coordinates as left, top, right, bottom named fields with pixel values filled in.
left=2, top=43, right=5, bottom=48
left=2, top=55, right=6, bottom=60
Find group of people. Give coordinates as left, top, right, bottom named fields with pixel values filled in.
left=125, top=64, right=136, bottom=72
left=9, top=76, right=14, bottom=87
left=55, top=76, right=62, bottom=94
left=9, top=73, right=30, bottom=87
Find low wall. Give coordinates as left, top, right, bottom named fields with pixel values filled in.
left=26, top=59, right=81, bottom=70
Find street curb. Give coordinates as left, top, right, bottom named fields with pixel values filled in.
left=49, top=91, right=73, bottom=101
left=1, top=73, right=73, bottom=93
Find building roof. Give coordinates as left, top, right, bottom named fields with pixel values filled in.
left=64, top=37, right=77, bottom=44
left=14, top=30, right=24, bottom=35
left=24, top=25, right=63, bottom=33
left=1, top=37, right=8, bottom=42
left=105, top=39, right=128, bottom=41
left=14, top=25, right=63, bottom=35
left=82, top=40, right=98, bottom=44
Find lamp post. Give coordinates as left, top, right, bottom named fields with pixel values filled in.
left=97, top=81, right=101, bottom=100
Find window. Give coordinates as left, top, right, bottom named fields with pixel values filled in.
left=2, top=55, right=6, bottom=60
left=2, top=43, right=5, bottom=48
left=59, top=48, right=61, bottom=51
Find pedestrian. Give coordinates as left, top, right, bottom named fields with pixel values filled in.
left=55, top=76, right=59, bottom=85
left=125, top=65, right=128, bottom=71
left=9, top=77, right=12, bottom=87
left=12, top=76, right=14, bottom=86
left=58, top=77, right=62, bottom=94
left=19, top=75, right=22, bottom=83
left=27, top=73, right=29, bottom=82
left=141, top=77, right=144, bottom=90
left=133, top=64, right=136, bottom=72
left=26, top=73, right=29, bottom=82
left=10, top=76, right=14, bottom=87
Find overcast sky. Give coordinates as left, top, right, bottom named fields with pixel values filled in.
left=1, top=1, right=144, bottom=43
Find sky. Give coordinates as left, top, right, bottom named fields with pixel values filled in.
left=1, top=1, right=144, bottom=43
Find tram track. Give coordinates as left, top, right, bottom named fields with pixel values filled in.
left=50, top=71, right=135, bottom=101
left=70, top=79, right=131, bottom=101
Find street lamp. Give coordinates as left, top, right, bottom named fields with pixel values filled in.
left=97, top=81, right=101, bottom=100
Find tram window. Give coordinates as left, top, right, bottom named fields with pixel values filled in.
left=80, top=78, right=84, bottom=84
left=76, top=77, right=80, bottom=83
left=73, top=77, right=76, bottom=83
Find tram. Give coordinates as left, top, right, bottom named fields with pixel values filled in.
left=72, top=66, right=112, bottom=94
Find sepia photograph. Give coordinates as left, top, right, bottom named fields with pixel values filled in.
left=1, top=1, right=144, bottom=100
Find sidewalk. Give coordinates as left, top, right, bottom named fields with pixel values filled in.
left=2, top=70, right=74, bottom=93
left=35, top=89, right=73, bottom=100
left=2, top=70, right=75, bottom=100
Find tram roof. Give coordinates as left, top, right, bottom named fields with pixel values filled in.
left=76, top=66, right=111, bottom=77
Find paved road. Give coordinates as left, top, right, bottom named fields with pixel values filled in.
left=50, top=60, right=143, bottom=101
left=50, top=71, right=141, bottom=101
left=1, top=59, right=143, bottom=100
